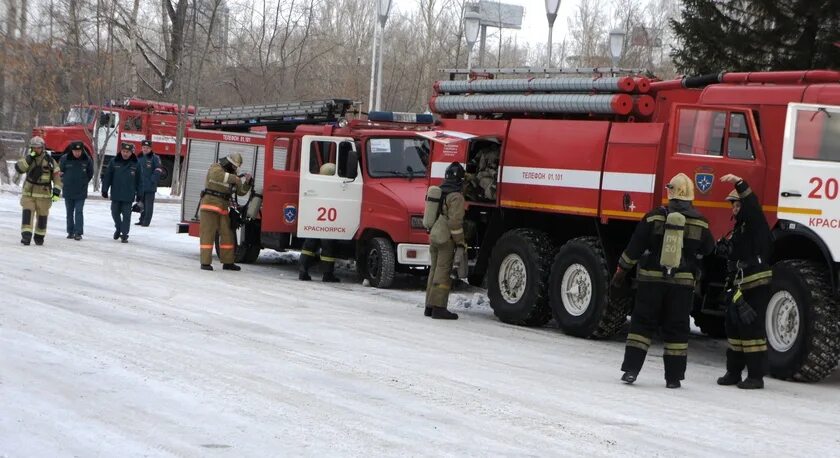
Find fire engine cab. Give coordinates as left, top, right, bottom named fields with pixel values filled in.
left=32, top=98, right=193, bottom=186
left=178, top=99, right=438, bottom=288
left=429, top=68, right=840, bottom=382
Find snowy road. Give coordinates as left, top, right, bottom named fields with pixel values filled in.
left=1, top=191, right=839, bottom=457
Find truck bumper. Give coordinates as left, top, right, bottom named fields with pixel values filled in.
left=397, top=243, right=430, bottom=266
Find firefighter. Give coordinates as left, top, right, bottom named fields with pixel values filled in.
left=199, top=152, right=252, bottom=271
left=102, top=143, right=141, bottom=243
left=612, top=173, right=715, bottom=388
left=59, top=141, right=93, bottom=240
left=136, top=139, right=163, bottom=227
left=716, top=174, right=772, bottom=389
left=299, top=163, right=340, bottom=283
left=15, top=136, right=63, bottom=245
left=423, top=162, right=466, bottom=320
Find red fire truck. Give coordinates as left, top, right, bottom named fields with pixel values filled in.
left=178, top=99, right=439, bottom=288
left=32, top=98, right=194, bottom=186
left=428, top=68, right=840, bottom=382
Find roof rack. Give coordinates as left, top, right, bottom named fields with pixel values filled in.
left=440, top=67, right=649, bottom=79
left=194, top=99, right=357, bottom=131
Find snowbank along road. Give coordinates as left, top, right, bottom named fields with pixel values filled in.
left=1, top=191, right=839, bottom=457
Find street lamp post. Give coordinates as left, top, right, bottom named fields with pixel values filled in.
left=609, top=29, right=626, bottom=74
left=374, top=0, right=392, bottom=111
left=368, top=22, right=378, bottom=113
left=545, top=0, right=561, bottom=69
left=464, top=10, right=481, bottom=74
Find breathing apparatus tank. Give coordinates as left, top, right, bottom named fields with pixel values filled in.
left=423, top=185, right=443, bottom=230
left=659, top=211, right=686, bottom=275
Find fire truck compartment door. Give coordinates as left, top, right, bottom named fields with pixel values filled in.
left=297, top=135, right=362, bottom=240
left=779, top=103, right=840, bottom=261
left=96, top=110, right=119, bottom=157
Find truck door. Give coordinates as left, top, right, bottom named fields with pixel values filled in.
left=664, top=105, right=765, bottom=237
left=297, top=135, right=362, bottom=240
left=96, top=110, right=119, bottom=157
left=778, top=103, right=840, bottom=261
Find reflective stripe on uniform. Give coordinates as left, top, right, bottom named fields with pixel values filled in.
left=321, top=256, right=336, bottom=262
left=646, top=215, right=666, bottom=223
left=200, top=244, right=213, bottom=249
left=626, top=333, right=651, bottom=351
left=219, top=244, right=234, bottom=249
left=301, top=249, right=317, bottom=257
left=450, top=228, right=464, bottom=235
left=620, top=252, right=637, bottom=266
left=685, top=218, right=709, bottom=229
left=200, top=204, right=228, bottom=215
left=739, top=270, right=772, bottom=290
left=728, top=338, right=767, bottom=353
left=637, top=269, right=695, bottom=286
left=664, top=342, right=688, bottom=356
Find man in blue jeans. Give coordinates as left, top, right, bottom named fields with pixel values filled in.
left=136, top=139, right=163, bottom=226
left=102, top=143, right=141, bottom=243
left=59, top=141, right=93, bottom=240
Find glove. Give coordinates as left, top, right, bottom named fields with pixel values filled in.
left=101, top=190, right=108, bottom=199
left=732, top=289, right=757, bottom=325
left=51, top=188, right=61, bottom=202
left=610, top=267, right=629, bottom=297
left=29, top=148, right=37, bottom=157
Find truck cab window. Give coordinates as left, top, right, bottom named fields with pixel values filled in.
left=676, top=108, right=726, bottom=157
left=793, top=107, right=840, bottom=163
left=727, top=112, right=754, bottom=160
left=309, top=141, right=336, bottom=174
left=366, top=137, right=429, bottom=178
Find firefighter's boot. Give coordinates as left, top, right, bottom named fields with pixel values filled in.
left=201, top=264, right=214, bottom=271
left=424, top=306, right=433, bottom=317
left=431, top=307, right=458, bottom=320
left=299, top=253, right=316, bottom=281
left=621, top=371, right=638, bottom=384
left=21, top=232, right=32, bottom=245
left=737, top=378, right=764, bottom=390
left=322, top=261, right=340, bottom=283
left=717, top=371, right=742, bottom=386
left=34, top=234, right=45, bottom=246
left=222, top=263, right=241, bottom=271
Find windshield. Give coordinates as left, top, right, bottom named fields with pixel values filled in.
left=64, top=107, right=95, bottom=126
left=366, top=137, right=430, bottom=178
left=793, top=107, right=840, bottom=163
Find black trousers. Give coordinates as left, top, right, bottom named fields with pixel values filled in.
left=139, top=192, right=155, bottom=225
left=622, top=282, right=694, bottom=382
left=111, top=201, right=132, bottom=236
left=725, top=285, right=770, bottom=379
left=300, top=238, right=337, bottom=275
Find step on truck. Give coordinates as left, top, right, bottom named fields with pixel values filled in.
left=178, top=99, right=440, bottom=287
left=429, top=67, right=840, bottom=381
left=32, top=98, right=194, bottom=187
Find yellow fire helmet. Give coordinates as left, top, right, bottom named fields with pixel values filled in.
left=666, top=173, right=695, bottom=201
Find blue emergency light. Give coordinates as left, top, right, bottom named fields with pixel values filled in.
left=368, top=111, right=434, bottom=124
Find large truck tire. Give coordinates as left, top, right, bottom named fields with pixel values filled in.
left=487, top=229, right=555, bottom=326
left=235, top=220, right=262, bottom=263
left=549, top=236, right=632, bottom=338
left=158, top=157, right=174, bottom=188
left=363, top=237, right=396, bottom=288
left=767, top=260, right=840, bottom=382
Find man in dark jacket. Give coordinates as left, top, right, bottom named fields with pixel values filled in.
left=716, top=174, right=773, bottom=390
left=102, top=143, right=141, bottom=243
left=612, top=173, right=715, bottom=388
left=136, top=139, right=163, bottom=226
left=59, top=142, right=93, bottom=240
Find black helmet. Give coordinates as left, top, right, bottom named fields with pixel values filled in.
left=444, top=162, right=465, bottom=182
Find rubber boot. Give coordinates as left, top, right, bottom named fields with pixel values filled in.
left=621, top=372, right=638, bottom=384
left=222, top=263, right=241, bottom=271
left=34, top=234, right=45, bottom=246
left=737, top=378, right=764, bottom=389
left=201, top=264, right=214, bottom=271
left=431, top=307, right=458, bottom=320
left=717, top=371, right=742, bottom=386
left=21, top=232, right=32, bottom=245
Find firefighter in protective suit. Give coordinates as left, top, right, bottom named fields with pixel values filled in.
left=199, top=153, right=252, bottom=271
left=612, top=173, right=714, bottom=388
left=15, top=136, right=63, bottom=245
left=299, top=163, right=340, bottom=283
left=424, top=162, right=466, bottom=320
left=716, top=174, right=772, bottom=389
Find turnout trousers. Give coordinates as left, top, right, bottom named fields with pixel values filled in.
left=725, top=284, right=770, bottom=379
left=299, top=238, right=337, bottom=275
left=622, top=282, right=694, bottom=382
left=20, top=196, right=52, bottom=243
left=425, top=239, right=455, bottom=308
left=199, top=207, right=234, bottom=265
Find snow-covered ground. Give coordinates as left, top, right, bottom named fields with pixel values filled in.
left=1, top=190, right=839, bottom=457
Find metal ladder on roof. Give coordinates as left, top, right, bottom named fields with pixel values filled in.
left=194, top=99, right=357, bottom=131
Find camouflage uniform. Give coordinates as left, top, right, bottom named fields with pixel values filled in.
left=15, top=138, right=62, bottom=245
left=199, top=153, right=251, bottom=270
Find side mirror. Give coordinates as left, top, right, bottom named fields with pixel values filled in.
left=98, top=113, right=109, bottom=127
left=344, top=149, right=359, bottom=180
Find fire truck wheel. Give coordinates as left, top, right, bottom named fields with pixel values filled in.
left=549, top=236, right=630, bottom=338
left=363, top=237, right=396, bottom=289
left=766, top=260, right=840, bottom=382
left=158, top=157, right=174, bottom=188
left=487, top=229, right=555, bottom=326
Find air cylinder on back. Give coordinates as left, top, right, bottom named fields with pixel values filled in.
left=423, top=186, right=443, bottom=230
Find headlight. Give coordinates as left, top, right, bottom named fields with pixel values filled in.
left=410, top=215, right=425, bottom=229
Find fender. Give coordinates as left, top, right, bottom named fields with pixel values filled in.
left=773, top=219, right=838, bottom=292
